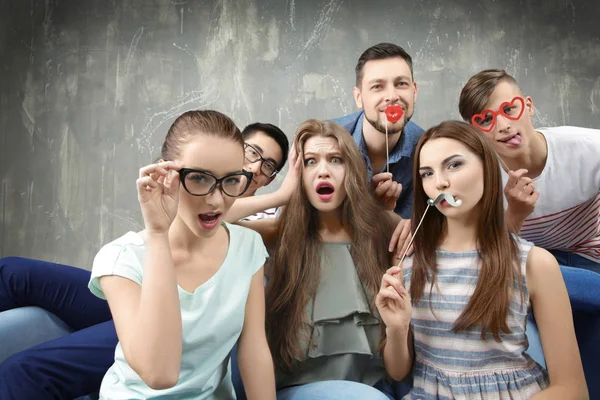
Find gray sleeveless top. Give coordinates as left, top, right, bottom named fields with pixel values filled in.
left=275, top=242, right=385, bottom=389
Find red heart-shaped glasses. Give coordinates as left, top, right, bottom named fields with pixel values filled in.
left=471, top=96, right=525, bottom=133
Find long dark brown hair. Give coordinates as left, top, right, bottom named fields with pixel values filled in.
left=410, top=120, right=521, bottom=341
left=265, top=119, right=396, bottom=372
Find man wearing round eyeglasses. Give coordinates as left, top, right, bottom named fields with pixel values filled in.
left=239, top=123, right=289, bottom=220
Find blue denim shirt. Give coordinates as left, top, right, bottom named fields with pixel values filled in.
left=331, top=111, right=424, bottom=219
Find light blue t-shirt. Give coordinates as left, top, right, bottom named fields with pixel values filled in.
left=88, top=222, right=268, bottom=400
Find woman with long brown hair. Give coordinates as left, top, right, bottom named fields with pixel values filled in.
left=240, top=119, right=399, bottom=399
left=377, top=120, right=588, bottom=399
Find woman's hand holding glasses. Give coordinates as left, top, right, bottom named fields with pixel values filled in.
left=136, top=161, right=182, bottom=234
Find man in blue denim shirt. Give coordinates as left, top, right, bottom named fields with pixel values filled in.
left=332, top=43, right=425, bottom=220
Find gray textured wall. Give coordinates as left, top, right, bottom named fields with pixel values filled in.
left=1, top=0, right=599, bottom=269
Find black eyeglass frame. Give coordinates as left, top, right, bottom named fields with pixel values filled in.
left=179, top=168, right=253, bottom=198
left=244, top=143, right=279, bottom=178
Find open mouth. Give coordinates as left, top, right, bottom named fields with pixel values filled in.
left=316, top=182, right=335, bottom=200
left=497, top=133, right=522, bottom=146
left=198, top=212, right=222, bottom=229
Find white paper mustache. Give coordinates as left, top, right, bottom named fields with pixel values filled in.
left=394, top=193, right=463, bottom=269
left=427, top=193, right=462, bottom=207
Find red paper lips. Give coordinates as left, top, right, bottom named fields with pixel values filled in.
left=385, top=105, right=404, bottom=123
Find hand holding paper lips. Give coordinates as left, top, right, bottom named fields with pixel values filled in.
left=382, top=105, right=404, bottom=174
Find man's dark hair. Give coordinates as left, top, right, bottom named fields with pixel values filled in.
left=242, top=123, right=289, bottom=171
left=355, top=43, right=414, bottom=87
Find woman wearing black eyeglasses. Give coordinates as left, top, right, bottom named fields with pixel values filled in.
left=81, top=110, right=277, bottom=399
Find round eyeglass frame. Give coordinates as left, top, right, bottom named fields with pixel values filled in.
left=244, top=143, right=279, bottom=178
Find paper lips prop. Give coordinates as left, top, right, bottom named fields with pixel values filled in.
left=385, top=105, right=404, bottom=123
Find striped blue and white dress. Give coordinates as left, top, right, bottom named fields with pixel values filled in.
left=402, top=238, right=549, bottom=399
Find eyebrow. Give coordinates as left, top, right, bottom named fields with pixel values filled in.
left=303, top=151, right=343, bottom=158
left=248, top=143, right=278, bottom=164
left=418, top=154, right=463, bottom=171
left=250, top=143, right=264, bottom=154
left=366, top=75, right=411, bottom=85
left=183, top=167, right=243, bottom=177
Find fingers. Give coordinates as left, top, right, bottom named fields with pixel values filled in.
left=374, top=178, right=393, bottom=196
left=381, top=272, right=405, bottom=294
left=371, top=172, right=393, bottom=187
left=378, top=287, right=403, bottom=302
left=375, top=179, right=401, bottom=204
left=164, top=170, right=181, bottom=196
left=137, top=161, right=182, bottom=194
left=389, top=218, right=409, bottom=251
left=286, top=140, right=302, bottom=177
left=294, top=149, right=302, bottom=171
left=506, top=168, right=529, bottom=187
left=508, top=181, right=537, bottom=202
left=406, top=243, right=414, bottom=257
left=386, top=265, right=403, bottom=276
left=288, top=140, right=298, bottom=164
left=138, top=161, right=182, bottom=179
left=384, top=182, right=402, bottom=204
left=396, top=229, right=412, bottom=259
left=385, top=183, right=398, bottom=199
left=394, top=220, right=411, bottom=258
left=137, top=176, right=159, bottom=192
left=389, top=219, right=412, bottom=258
left=504, top=169, right=538, bottom=206
left=524, top=182, right=536, bottom=195
left=393, top=182, right=403, bottom=200
left=389, top=219, right=403, bottom=252
left=505, top=177, right=533, bottom=194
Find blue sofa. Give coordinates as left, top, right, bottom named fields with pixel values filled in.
left=0, top=266, right=598, bottom=399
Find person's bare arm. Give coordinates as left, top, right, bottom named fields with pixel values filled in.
left=235, top=218, right=280, bottom=251
left=504, top=169, right=539, bottom=233
left=383, top=324, right=413, bottom=381
left=237, top=267, right=276, bottom=400
left=225, top=191, right=287, bottom=223
left=527, top=246, right=588, bottom=399
left=100, top=232, right=182, bottom=390
left=377, top=265, right=413, bottom=381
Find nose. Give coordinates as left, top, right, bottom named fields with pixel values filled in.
left=386, top=85, right=400, bottom=104
left=495, top=114, right=511, bottom=133
left=434, top=172, right=449, bottom=191
left=316, top=161, right=331, bottom=179
left=205, top=186, right=225, bottom=208
left=245, top=159, right=262, bottom=177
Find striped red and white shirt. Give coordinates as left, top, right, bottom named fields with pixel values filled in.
left=240, top=207, right=281, bottom=222
left=502, top=126, right=600, bottom=263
